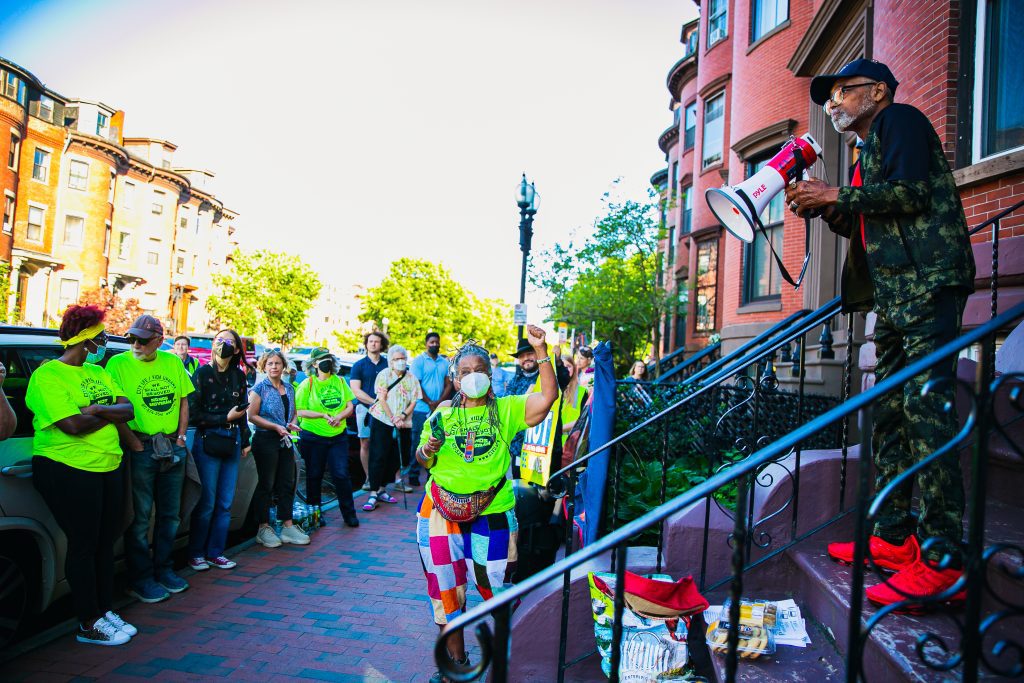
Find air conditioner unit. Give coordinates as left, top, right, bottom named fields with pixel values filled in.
left=709, top=28, right=725, bottom=43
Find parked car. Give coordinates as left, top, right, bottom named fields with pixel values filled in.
left=0, top=326, right=259, bottom=647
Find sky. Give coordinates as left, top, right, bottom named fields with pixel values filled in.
left=0, top=0, right=698, bottom=324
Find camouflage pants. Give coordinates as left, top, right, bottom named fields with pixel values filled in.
left=872, top=287, right=966, bottom=562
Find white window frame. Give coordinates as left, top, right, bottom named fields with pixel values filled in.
left=702, top=91, right=726, bottom=169
left=123, top=180, right=135, bottom=209
left=62, top=213, right=85, bottom=248
left=31, top=146, right=51, bottom=183
left=57, top=278, right=79, bottom=313
left=708, top=0, right=728, bottom=47
left=26, top=202, right=45, bottom=243
left=96, top=112, right=109, bottom=138
left=38, top=95, right=54, bottom=122
left=8, top=130, right=19, bottom=170
left=972, top=0, right=1024, bottom=163
left=2, top=191, right=14, bottom=234
left=117, top=231, right=131, bottom=261
left=68, top=158, right=89, bottom=191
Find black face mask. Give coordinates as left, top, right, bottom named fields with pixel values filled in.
left=216, top=342, right=235, bottom=359
left=317, top=359, right=333, bottom=373
left=427, top=344, right=440, bottom=356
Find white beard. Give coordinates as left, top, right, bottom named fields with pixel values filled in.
left=831, top=96, right=874, bottom=133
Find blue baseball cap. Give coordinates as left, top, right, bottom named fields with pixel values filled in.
left=810, top=58, right=899, bottom=106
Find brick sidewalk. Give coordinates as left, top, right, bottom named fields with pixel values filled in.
left=3, top=495, right=466, bottom=683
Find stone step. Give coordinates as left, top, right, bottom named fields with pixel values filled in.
left=699, top=589, right=845, bottom=683
left=787, top=531, right=1020, bottom=683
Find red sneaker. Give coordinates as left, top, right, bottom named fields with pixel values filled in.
left=827, top=535, right=920, bottom=572
left=865, top=558, right=966, bottom=613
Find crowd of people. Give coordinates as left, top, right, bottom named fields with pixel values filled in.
left=22, top=305, right=601, bottom=659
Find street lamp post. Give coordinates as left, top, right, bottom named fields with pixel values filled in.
left=515, top=173, right=539, bottom=341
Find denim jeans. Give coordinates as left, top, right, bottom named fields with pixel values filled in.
left=299, top=430, right=356, bottom=518
left=405, top=411, right=427, bottom=481
left=125, top=443, right=187, bottom=583
left=188, top=431, right=241, bottom=559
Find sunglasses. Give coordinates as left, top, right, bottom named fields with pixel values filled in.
left=823, top=81, right=878, bottom=113
left=127, top=334, right=156, bottom=346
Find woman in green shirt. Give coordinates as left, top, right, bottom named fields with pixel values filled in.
left=26, top=305, right=137, bottom=647
left=415, top=325, right=557, bottom=682
left=296, top=348, right=359, bottom=527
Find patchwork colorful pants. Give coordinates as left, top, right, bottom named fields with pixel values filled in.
left=417, top=494, right=518, bottom=625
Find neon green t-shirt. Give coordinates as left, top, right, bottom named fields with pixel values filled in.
left=420, top=394, right=529, bottom=515
left=560, top=384, right=587, bottom=445
left=26, top=360, right=125, bottom=472
left=295, top=374, right=356, bottom=437
left=106, top=349, right=194, bottom=435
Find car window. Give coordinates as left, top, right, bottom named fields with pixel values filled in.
left=2, top=344, right=129, bottom=439
left=191, top=338, right=214, bottom=349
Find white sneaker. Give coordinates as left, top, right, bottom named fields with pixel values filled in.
left=77, top=618, right=130, bottom=646
left=104, top=611, right=138, bottom=637
left=257, top=526, right=282, bottom=548
left=279, top=525, right=310, bottom=545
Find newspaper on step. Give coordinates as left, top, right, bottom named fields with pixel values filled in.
left=702, top=599, right=811, bottom=648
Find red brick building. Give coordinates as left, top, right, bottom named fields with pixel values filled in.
left=0, top=55, right=241, bottom=333
left=656, top=0, right=1022, bottom=389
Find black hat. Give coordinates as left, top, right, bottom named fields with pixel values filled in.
left=511, top=339, right=534, bottom=357
left=810, top=58, right=899, bottom=106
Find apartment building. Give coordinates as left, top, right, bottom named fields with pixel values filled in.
left=0, top=56, right=240, bottom=334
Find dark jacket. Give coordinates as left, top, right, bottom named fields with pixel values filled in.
left=189, top=363, right=251, bottom=446
left=825, top=103, right=975, bottom=312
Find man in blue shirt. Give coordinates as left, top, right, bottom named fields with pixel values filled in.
left=349, top=331, right=390, bottom=490
left=490, top=353, right=510, bottom=397
left=408, top=332, right=452, bottom=486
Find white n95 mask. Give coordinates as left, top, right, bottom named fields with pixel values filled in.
left=460, top=372, right=491, bottom=399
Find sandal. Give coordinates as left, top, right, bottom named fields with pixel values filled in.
left=378, top=491, right=399, bottom=504
left=362, top=495, right=378, bottom=511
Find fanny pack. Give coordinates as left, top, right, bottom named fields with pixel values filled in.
left=202, top=426, right=239, bottom=459
left=429, top=477, right=507, bottom=523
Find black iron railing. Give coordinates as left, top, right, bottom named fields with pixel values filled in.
left=434, top=205, right=1021, bottom=682
left=647, top=345, right=687, bottom=377
left=652, top=340, right=722, bottom=383
left=436, top=299, right=1024, bottom=683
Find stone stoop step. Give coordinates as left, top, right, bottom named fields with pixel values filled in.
left=786, top=520, right=1021, bottom=683
left=703, top=597, right=845, bottom=683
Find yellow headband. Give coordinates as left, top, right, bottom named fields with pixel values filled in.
left=56, top=322, right=106, bottom=348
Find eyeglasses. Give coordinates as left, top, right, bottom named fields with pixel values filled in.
left=127, top=334, right=155, bottom=346
left=823, top=81, right=878, bottom=113
left=92, top=333, right=109, bottom=346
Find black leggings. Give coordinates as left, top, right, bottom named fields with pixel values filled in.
left=32, top=456, right=123, bottom=625
left=251, top=431, right=297, bottom=524
left=368, top=418, right=411, bottom=491
left=299, top=431, right=356, bottom=517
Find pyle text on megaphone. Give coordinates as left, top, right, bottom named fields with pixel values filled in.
left=705, top=134, right=823, bottom=243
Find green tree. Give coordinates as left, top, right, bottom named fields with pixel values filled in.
left=206, top=249, right=322, bottom=345
left=354, top=258, right=517, bottom=356
left=533, top=189, right=671, bottom=375
left=79, top=288, right=144, bottom=335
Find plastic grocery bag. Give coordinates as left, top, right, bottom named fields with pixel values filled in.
left=588, top=572, right=693, bottom=682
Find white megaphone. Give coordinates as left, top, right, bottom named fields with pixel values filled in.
left=705, top=134, right=823, bottom=243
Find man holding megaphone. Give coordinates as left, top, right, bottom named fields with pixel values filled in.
left=786, top=59, right=975, bottom=611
